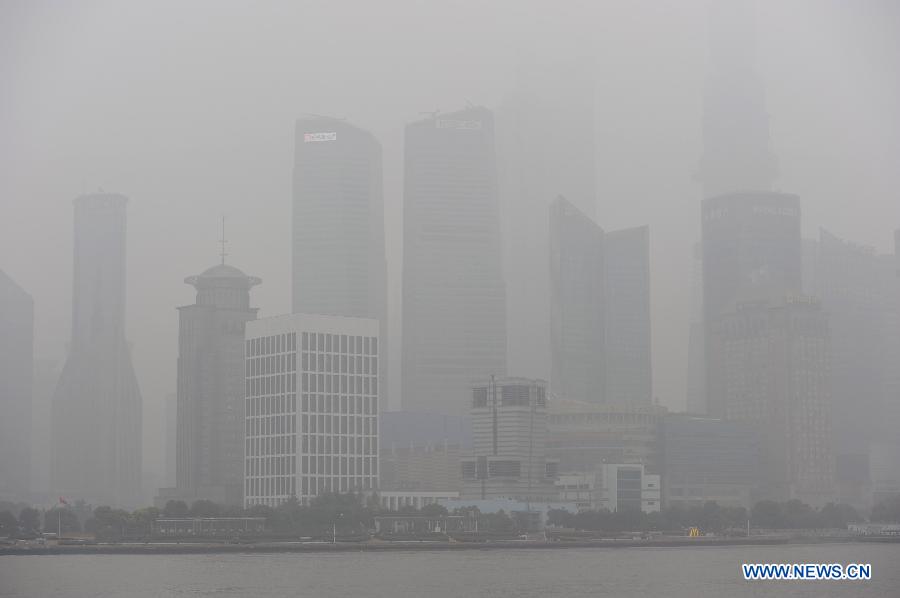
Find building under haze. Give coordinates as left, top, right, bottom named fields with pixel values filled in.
left=709, top=296, right=834, bottom=505
left=292, top=117, right=388, bottom=403
left=603, top=226, right=653, bottom=405
left=812, top=229, right=900, bottom=507
left=52, top=193, right=143, bottom=508
left=688, top=0, right=780, bottom=414
left=660, top=415, right=762, bottom=510
left=244, top=313, right=379, bottom=507
left=549, top=198, right=652, bottom=406
left=549, top=196, right=605, bottom=404
left=158, top=262, right=261, bottom=508
left=497, top=56, right=597, bottom=383
left=461, top=377, right=557, bottom=502
left=702, top=191, right=802, bottom=417
left=0, top=271, right=34, bottom=500
left=402, top=107, right=506, bottom=416
left=547, top=399, right=664, bottom=476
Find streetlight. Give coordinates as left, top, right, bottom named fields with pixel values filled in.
left=333, top=512, right=343, bottom=544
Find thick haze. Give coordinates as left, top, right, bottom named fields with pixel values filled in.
left=2, top=0, right=899, bottom=487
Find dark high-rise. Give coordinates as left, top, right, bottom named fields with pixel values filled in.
left=52, top=193, right=143, bottom=508
left=0, top=270, right=33, bottom=499
left=402, top=107, right=506, bottom=415
left=292, top=117, right=387, bottom=403
left=169, top=263, right=260, bottom=507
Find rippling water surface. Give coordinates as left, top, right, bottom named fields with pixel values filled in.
left=1, top=543, right=898, bottom=597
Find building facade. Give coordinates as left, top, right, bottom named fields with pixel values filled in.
left=547, top=399, right=665, bottom=475
left=549, top=196, right=605, bottom=403
left=0, top=271, right=33, bottom=500
left=660, top=415, right=762, bottom=509
left=380, top=442, right=462, bottom=493
left=402, top=107, right=506, bottom=415
left=169, top=263, right=261, bottom=507
left=603, top=225, right=653, bottom=405
left=292, top=117, right=388, bottom=403
left=555, top=465, right=661, bottom=513
left=461, top=378, right=557, bottom=502
left=701, top=191, right=802, bottom=417
left=710, top=297, right=834, bottom=505
left=813, top=229, right=900, bottom=507
left=244, top=313, right=379, bottom=507
left=52, top=193, right=143, bottom=508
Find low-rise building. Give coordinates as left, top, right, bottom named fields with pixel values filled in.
left=555, top=464, right=660, bottom=513
left=461, top=378, right=558, bottom=502
left=378, top=491, right=460, bottom=511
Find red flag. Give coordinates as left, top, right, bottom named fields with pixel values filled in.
left=59, top=496, right=68, bottom=505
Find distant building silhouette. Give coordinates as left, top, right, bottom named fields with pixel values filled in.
left=710, top=296, right=834, bottom=505
left=402, top=107, right=506, bottom=415
left=0, top=270, right=33, bottom=500
left=702, top=191, right=803, bottom=416
left=604, top=225, right=653, bottom=405
left=689, top=0, right=779, bottom=413
left=292, top=117, right=388, bottom=404
left=52, top=193, right=143, bottom=508
left=812, top=229, right=900, bottom=507
left=549, top=197, right=604, bottom=404
left=549, top=197, right=651, bottom=405
left=497, top=57, right=597, bottom=382
left=157, top=263, right=260, bottom=508
left=661, top=415, right=762, bottom=510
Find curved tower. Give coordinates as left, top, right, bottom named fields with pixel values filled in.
left=52, top=192, right=143, bottom=508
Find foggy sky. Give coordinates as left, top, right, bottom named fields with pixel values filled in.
left=2, top=0, right=899, bottom=484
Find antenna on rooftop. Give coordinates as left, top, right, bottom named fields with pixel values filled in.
left=219, top=215, right=228, bottom=265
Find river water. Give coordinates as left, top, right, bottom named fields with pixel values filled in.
left=1, top=543, right=897, bottom=597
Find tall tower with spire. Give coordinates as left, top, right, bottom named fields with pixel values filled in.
left=162, top=225, right=261, bottom=507
left=696, top=0, right=778, bottom=198
left=688, top=0, right=779, bottom=414
left=52, top=192, right=143, bottom=508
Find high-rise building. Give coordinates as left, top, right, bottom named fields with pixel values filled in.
left=549, top=197, right=652, bottom=405
left=0, top=271, right=33, bottom=500
left=461, top=377, right=557, bottom=502
left=702, top=191, right=802, bottom=416
left=402, top=107, right=506, bottom=415
left=549, top=196, right=604, bottom=403
left=604, top=226, right=653, bottom=405
left=292, top=117, right=387, bottom=403
left=813, top=229, right=900, bottom=507
left=52, top=193, right=143, bottom=508
left=710, top=296, right=834, bottom=505
left=244, top=313, right=379, bottom=507
left=688, top=0, right=779, bottom=412
left=497, top=57, right=597, bottom=382
left=173, top=263, right=260, bottom=506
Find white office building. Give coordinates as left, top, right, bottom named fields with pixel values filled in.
left=244, top=313, right=379, bottom=507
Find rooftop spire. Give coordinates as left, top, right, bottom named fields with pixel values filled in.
left=218, top=215, right=228, bottom=265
